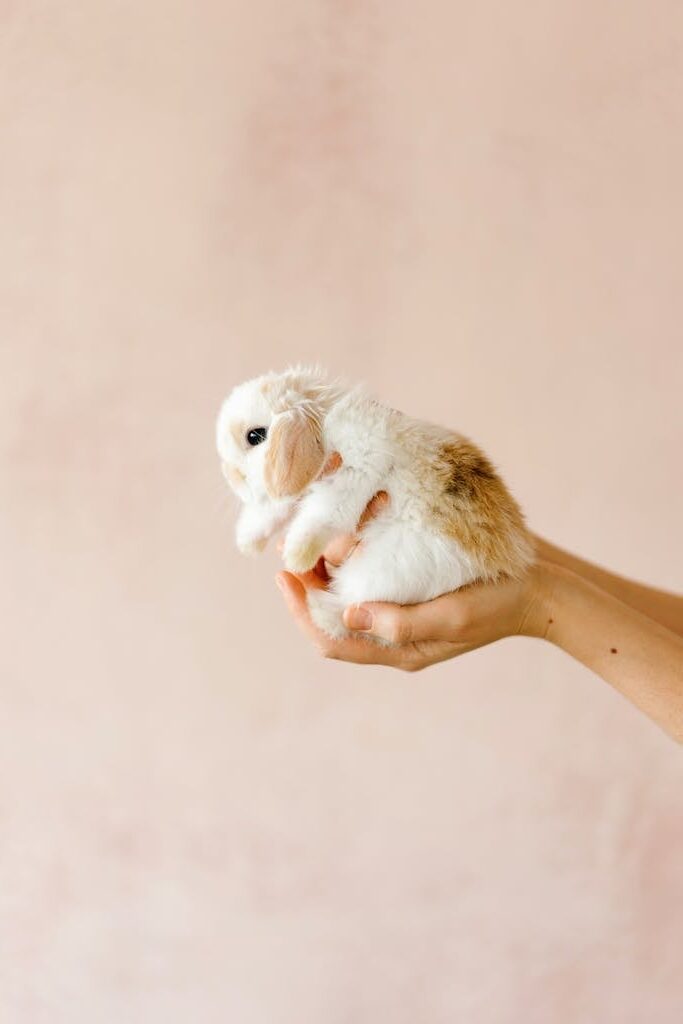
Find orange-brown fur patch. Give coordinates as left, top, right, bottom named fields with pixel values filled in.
left=431, top=437, right=533, bottom=580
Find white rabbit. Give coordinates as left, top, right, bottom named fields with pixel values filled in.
left=216, top=365, right=534, bottom=640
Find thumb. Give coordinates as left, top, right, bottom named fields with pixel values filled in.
left=343, top=599, right=452, bottom=645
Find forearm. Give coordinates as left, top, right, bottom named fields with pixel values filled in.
left=534, top=535, right=683, bottom=637
left=534, top=563, right=683, bottom=743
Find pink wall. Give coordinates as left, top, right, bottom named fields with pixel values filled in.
left=2, top=3, right=682, bottom=1021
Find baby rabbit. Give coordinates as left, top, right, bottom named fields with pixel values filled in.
left=216, top=365, right=534, bottom=640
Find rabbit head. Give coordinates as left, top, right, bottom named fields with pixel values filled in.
left=216, top=365, right=339, bottom=504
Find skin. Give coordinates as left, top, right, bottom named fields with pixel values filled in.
left=276, top=488, right=683, bottom=745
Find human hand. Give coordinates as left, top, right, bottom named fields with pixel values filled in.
left=276, top=489, right=547, bottom=670
left=276, top=497, right=683, bottom=741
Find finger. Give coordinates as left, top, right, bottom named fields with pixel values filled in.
left=313, top=556, right=331, bottom=583
left=357, top=490, right=389, bottom=530
left=288, top=564, right=329, bottom=591
left=319, top=451, right=342, bottom=477
left=322, top=491, right=390, bottom=568
left=323, top=534, right=359, bottom=567
left=275, top=573, right=412, bottom=668
left=276, top=572, right=327, bottom=646
left=343, top=590, right=472, bottom=645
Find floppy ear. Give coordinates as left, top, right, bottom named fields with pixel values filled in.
left=264, top=407, right=325, bottom=499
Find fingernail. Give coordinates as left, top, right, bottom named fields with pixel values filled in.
left=345, top=606, right=373, bottom=631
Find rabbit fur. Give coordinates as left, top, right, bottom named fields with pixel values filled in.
left=216, top=366, right=534, bottom=640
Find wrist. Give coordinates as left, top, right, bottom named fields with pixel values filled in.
left=517, top=560, right=561, bottom=640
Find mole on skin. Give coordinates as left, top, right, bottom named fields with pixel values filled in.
left=610, top=647, right=618, bottom=654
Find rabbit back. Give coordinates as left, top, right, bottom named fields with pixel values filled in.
left=324, top=393, right=533, bottom=584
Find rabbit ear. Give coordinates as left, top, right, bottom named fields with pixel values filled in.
left=264, top=407, right=325, bottom=499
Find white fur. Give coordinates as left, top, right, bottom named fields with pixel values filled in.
left=216, top=368, right=516, bottom=639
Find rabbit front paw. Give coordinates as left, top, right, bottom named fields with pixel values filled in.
left=237, top=533, right=269, bottom=556
left=283, top=527, right=329, bottom=573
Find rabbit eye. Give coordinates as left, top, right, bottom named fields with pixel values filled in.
left=246, top=426, right=268, bottom=447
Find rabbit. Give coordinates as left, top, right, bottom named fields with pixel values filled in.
left=216, top=365, right=534, bottom=641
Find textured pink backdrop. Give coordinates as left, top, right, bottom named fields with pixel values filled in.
left=1, top=2, right=682, bottom=1021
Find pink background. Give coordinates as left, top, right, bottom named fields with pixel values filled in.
left=2, top=2, right=682, bottom=1021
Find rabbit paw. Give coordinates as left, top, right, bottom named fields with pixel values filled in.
left=283, top=529, right=327, bottom=573
left=237, top=533, right=269, bottom=556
